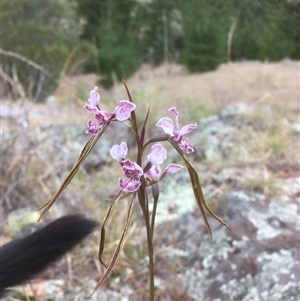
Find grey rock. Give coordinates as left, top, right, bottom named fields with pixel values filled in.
left=154, top=188, right=299, bottom=301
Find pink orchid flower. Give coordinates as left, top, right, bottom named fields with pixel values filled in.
left=110, top=142, right=143, bottom=192
left=144, top=144, right=183, bottom=183
left=84, top=87, right=101, bottom=114
left=156, top=107, right=197, bottom=154
left=84, top=87, right=136, bottom=135
left=119, top=159, right=144, bottom=192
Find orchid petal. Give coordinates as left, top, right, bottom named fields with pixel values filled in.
left=147, top=144, right=167, bottom=165
left=157, top=107, right=197, bottom=154
left=84, top=103, right=100, bottom=114
left=101, top=110, right=113, bottom=119
left=179, top=138, right=194, bottom=154
left=110, top=142, right=128, bottom=162
left=144, top=164, right=161, bottom=182
left=85, top=120, right=101, bottom=135
left=88, top=87, right=100, bottom=106
left=122, top=159, right=143, bottom=178
left=117, top=159, right=143, bottom=192
left=156, top=117, right=174, bottom=136
left=185, top=144, right=194, bottom=154
left=168, top=107, right=178, bottom=117
left=114, top=100, right=136, bottom=121
left=118, top=177, right=141, bottom=192
left=164, top=164, right=183, bottom=174
left=179, top=123, right=197, bottom=136
left=95, top=111, right=111, bottom=126
left=169, top=107, right=179, bottom=129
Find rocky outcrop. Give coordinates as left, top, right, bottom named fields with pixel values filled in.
left=152, top=103, right=300, bottom=301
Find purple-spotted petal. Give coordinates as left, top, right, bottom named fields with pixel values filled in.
left=179, top=123, right=197, bottom=136
left=164, top=164, right=183, bottom=174
left=147, top=144, right=167, bottom=165
left=117, top=159, right=143, bottom=192
left=144, top=164, right=161, bottom=182
left=156, top=117, right=174, bottom=136
left=122, top=159, right=143, bottom=178
left=114, top=100, right=136, bottom=121
left=185, top=144, right=194, bottom=154
left=110, top=142, right=128, bottom=162
left=86, top=120, right=101, bottom=135
left=157, top=107, right=197, bottom=154
left=178, top=138, right=194, bottom=154
left=84, top=103, right=100, bottom=114
left=95, top=110, right=111, bottom=125
left=118, top=177, right=141, bottom=192
left=88, top=87, right=100, bottom=106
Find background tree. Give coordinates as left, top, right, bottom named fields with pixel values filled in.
left=255, top=0, right=299, bottom=60
left=179, top=0, right=233, bottom=72
left=1, top=0, right=299, bottom=99
left=231, top=0, right=299, bottom=61
left=0, top=0, right=83, bottom=101
left=75, top=0, right=141, bottom=87
left=139, top=0, right=183, bottom=65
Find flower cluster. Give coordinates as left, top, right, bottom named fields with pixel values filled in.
left=38, top=84, right=227, bottom=301
left=84, top=87, right=136, bottom=135
left=144, top=144, right=183, bottom=184
left=110, top=142, right=183, bottom=192
left=83, top=87, right=197, bottom=192
left=156, top=107, right=197, bottom=154
left=110, top=142, right=143, bottom=192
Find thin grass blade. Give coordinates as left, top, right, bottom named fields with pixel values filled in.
left=98, top=192, right=122, bottom=266
left=88, top=196, right=135, bottom=297
left=38, top=122, right=111, bottom=220
left=168, top=138, right=229, bottom=236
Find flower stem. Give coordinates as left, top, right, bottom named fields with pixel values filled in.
left=144, top=193, right=155, bottom=301
left=148, top=236, right=155, bottom=301
left=150, top=184, right=159, bottom=237
left=138, top=187, right=155, bottom=301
